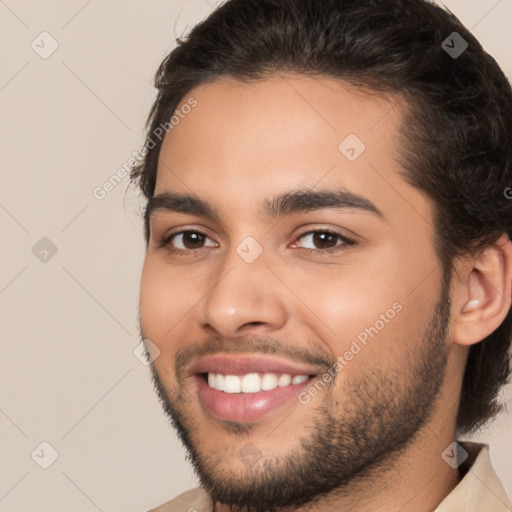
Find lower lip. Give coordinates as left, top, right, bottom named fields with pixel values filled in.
left=195, top=375, right=315, bottom=423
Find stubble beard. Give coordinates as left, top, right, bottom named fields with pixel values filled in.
left=148, top=283, right=451, bottom=512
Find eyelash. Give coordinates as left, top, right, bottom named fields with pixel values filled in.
left=157, top=229, right=355, bottom=257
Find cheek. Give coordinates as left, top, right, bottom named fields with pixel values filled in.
left=140, top=255, right=212, bottom=369
left=139, top=257, right=181, bottom=349
left=300, top=250, right=440, bottom=363
left=315, top=291, right=428, bottom=379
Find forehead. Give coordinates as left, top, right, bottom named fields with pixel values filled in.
left=154, top=74, right=430, bottom=226
left=158, top=74, right=400, bottom=175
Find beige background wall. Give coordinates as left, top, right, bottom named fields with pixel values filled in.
left=0, top=1, right=511, bottom=511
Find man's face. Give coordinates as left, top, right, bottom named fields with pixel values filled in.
left=140, top=75, right=451, bottom=510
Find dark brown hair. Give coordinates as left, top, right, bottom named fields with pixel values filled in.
left=130, top=0, right=512, bottom=436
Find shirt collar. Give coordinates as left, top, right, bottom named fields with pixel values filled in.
left=434, top=441, right=511, bottom=512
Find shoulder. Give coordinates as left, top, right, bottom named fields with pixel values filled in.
left=146, top=487, right=212, bottom=512
left=434, top=441, right=511, bottom=511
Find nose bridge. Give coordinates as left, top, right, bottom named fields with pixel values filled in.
left=201, top=237, right=287, bottom=334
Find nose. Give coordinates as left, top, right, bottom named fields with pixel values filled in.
left=200, top=249, right=288, bottom=338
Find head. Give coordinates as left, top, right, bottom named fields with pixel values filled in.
left=131, top=0, right=512, bottom=510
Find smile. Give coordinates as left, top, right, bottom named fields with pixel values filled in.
left=189, top=355, right=321, bottom=423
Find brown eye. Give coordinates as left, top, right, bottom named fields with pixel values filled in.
left=311, top=232, right=339, bottom=249
left=294, top=230, right=353, bottom=252
left=160, top=230, right=217, bottom=253
left=177, top=231, right=207, bottom=249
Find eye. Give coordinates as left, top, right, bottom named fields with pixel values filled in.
left=292, top=229, right=354, bottom=254
left=158, top=230, right=216, bottom=255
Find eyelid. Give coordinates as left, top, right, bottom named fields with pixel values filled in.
left=156, top=223, right=215, bottom=243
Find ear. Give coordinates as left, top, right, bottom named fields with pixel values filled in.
left=450, top=233, right=512, bottom=346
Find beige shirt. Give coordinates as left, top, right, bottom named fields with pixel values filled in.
left=147, top=442, right=511, bottom=512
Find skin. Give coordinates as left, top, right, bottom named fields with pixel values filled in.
left=139, top=74, right=512, bottom=512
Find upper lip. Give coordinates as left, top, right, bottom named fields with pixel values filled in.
left=189, top=354, right=322, bottom=376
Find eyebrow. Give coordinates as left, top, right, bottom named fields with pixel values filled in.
left=145, top=187, right=383, bottom=226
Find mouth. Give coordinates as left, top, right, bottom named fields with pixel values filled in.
left=190, top=355, right=321, bottom=423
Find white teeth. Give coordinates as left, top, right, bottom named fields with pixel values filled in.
left=291, top=375, right=308, bottom=384
left=261, top=373, right=278, bottom=391
left=224, top=375, right=241, bottom=393
left=206, top=372, right=309, bottom=393
left=277, top=374, right=292, bottom=387
left=241, top=373, right=260, bottom=393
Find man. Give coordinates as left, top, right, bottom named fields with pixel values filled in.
left=130, top=0, right=512, bottom=510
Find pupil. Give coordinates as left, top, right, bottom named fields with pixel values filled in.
left=185, top=232, right=203, bottom=249
left=314, top=232, right=336, bottom=249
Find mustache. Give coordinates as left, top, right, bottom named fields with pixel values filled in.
left=139, top=321, right=335, bottom=378
left=175, top=336, right=335, bottom=372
